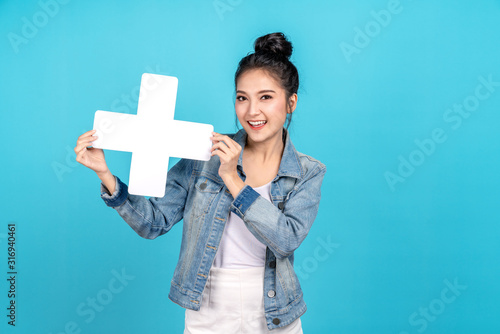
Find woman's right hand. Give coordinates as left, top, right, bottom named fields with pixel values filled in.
left=74, top=130, right=109, bottom=175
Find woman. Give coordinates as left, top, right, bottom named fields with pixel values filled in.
left=75, top=32, right=326, bottom=333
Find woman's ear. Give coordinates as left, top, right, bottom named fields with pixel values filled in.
left=287, top=93, right=298, bottom=113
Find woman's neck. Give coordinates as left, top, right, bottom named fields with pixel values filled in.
left=244, top=129, right=285, bottom=164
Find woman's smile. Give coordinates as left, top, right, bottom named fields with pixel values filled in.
left=248, top=120, right=267, bottom=130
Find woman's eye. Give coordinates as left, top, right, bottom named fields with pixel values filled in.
left=236, top=95, right=246, bottom=101
left=261, top=95, right=272, bottom=100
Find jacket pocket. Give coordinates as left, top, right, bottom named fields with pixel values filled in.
left=275, top=257, right=301, bottom=306
left=190, top=176, right=224, bottom=219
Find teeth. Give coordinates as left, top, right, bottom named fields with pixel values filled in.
left=249, top=121, right=266, bottom=126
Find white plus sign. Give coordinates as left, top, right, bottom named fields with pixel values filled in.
left=92, top=73, right=213, bottom=197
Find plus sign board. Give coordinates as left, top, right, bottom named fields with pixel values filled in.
left=92, top=73, right=214, bottom=198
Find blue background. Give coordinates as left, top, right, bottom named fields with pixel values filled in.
left=1, top=0, right=500, bottom=333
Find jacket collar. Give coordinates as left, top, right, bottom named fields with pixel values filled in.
left=232, top=127, right=303, bottom=180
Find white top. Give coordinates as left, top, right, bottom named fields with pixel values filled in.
left=213, top=181, right=272, bottom=269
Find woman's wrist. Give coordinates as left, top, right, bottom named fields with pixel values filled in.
left=97, top=169, right=116, bottom=195
left=223, top=172, right=245, bottom=198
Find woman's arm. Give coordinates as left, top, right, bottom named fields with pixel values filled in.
left=100, top=158, right=194, bottom=239
left=98, top=169, right=116, bottom=194
left=231, top=163, right=327, bottom=259
left=210, top=132, right=327, bottom=258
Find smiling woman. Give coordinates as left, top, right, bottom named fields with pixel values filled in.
left=235, top=68, right=295, bottom=146
left=74, top=32, right=326, bottom=334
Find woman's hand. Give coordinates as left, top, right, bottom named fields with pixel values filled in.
left=210, top=132, right=245, bottom=197
left=210, top=132, right=241, bottom=180
left=74, top=129, right=109, bottom=175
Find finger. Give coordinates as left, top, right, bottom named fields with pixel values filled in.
left=211, top=134, right=231, bottom=144
left=76, top=135, right=98, bottom=148
left=211, top=147, right=239, bottom=164
left=75, top=136, right=98, bottom=153
left=75, top=141, right=87, bottom=153
left=210, top=142, right=230, bottom=155
left=211, top=134, right=234, bottom=150
left=211, top=135, right=225, bottom=145
left=76, top=135, right=97, bottom=152
left=211, top=148, right=229, bottom=162
left=212, top=134, right=233, bottom=146
left=213, top=140, right=239, bottom=154
left=79, top=133, right=98, bottom=143
left=78, top=129, right=97, bottom=140
left=211, top=142, right=229, bottom=154
left=76, top=146, right=87, bottom=163
left=211, top=148, right=222, bottom=159
left=220, top=135, right=240, bottom=151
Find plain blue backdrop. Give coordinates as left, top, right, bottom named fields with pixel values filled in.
left=1, top=0, right=500, bottom=333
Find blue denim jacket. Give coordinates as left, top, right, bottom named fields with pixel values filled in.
left=100, top=128, right=326, bottom=330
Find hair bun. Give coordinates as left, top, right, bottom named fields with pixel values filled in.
left=254, top=32, right=293, bottom=60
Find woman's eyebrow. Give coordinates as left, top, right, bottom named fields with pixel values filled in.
left=236, top=89, right=276, bottom=94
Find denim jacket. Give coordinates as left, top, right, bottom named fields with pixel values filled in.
left=100, top=128, right=326, bottom=330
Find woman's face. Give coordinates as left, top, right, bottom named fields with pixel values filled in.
left=235, top=68, right=296, bottom=146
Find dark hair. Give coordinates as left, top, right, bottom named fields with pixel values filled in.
left=234, top=32, right=299, bottom=130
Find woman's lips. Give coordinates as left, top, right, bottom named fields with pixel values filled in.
left=248, top=121, right=267, bottom=130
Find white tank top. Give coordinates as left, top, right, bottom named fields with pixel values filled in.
left=213, top=181, right=271, bottom=269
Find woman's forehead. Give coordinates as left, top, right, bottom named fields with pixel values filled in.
left=236, top=69, right=283, bottom=92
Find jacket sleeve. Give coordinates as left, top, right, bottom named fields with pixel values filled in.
left=230, top=163, right=327, bottom=259
left=100, top=158, right=193, bottom=239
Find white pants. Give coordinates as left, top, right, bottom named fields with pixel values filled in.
left=184, top=266, right=303, bottom=333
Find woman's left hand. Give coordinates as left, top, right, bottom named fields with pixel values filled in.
left=210, top=132, right=242, bottom=182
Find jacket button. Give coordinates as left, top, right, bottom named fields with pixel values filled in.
left=267, top=290, right=276, bottom=298
left=269, top=260, right=276, bottom=268
left=278, top=202, right=284, bottom=210
left=199, top=183, right=207, bottom=190
left=272, top=318, right=280, bottom=325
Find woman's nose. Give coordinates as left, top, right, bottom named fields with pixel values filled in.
left=248, top=101, right=262, bottom=116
